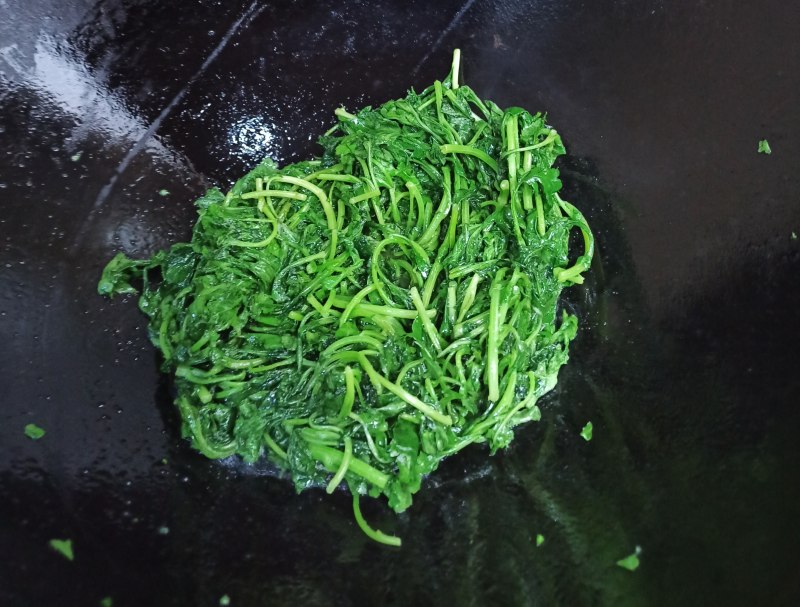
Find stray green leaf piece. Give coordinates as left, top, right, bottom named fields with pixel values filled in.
left=100, top=597, right=113, bottom=607
left=49, top=538, right=74, bottom=561
left=536, top=533, right=545, bottom=547
left=616, top=546, right=641, bottom=571
left=159, top=189, right=170, bottom=196
left=792, top=231, right=797, bottom=240
left=580, top=421, right=593, bottom=441
left=70, top=151, right=83, bottom=162
left=219, top=595, right=231, bottom=606
left=24, top=423, right=46, bottom=440
left=757, top=139, right=771, bottom=154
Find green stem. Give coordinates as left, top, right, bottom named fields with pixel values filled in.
left=439, top=144, right=499, bottom=173
left=313, top=173, right=360, bottom=183
left=505, top=114, right=519, bottom=193
left=456, top=274, right=481, bottom=324
left=228, top=217, right=279, bottom=248
left=277, top=175, right=338, bottom=258
left=410, top=286, right=444, bottom=353
left=534, top=186, right=546, bottom=236
left=326, top=436, right=353, bottom=494
left=451, top=48, right=461, bottom=89
left=339, top=283, right=381, bottom=326
left=417, top=166, right=452, bottom=250
left=421, top=261, right=442, bottom=307
left=349, top=412, right=391, bottom=463
left=263, top=432, right=287, bottom=460
left=350, top=189, right=381, bottom=204
left=352, top=494, right=402, bottom=547
left=177, top=397, right=237, bottom=459
left=240, top=190, right=307, bottom=201
left=358, top=354, right=453, bottom=426
left=486, top=269, right=507, bottom=402
left=522, top=150, right=533, bottom=211
left=335, top=107, right=357, bottom=121
left=338, top=366, right=356, bottom=418
left=320, top=334, right=384, bottom=358
left=308, top=443, right=389, bottom=489
left=330, top=296, right=433, bottom=320
left=552, top=195, right=595, bottom=283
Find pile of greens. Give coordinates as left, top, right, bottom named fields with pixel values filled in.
left=99, top=50, right=593, bottom=545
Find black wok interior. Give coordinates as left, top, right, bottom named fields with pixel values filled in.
left=2, top=1, right=799, bottom=605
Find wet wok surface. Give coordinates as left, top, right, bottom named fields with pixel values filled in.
left=2, top=1, right=799, bottom=605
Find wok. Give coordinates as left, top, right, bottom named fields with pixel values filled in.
left=2, top=1, right=799, bottom=605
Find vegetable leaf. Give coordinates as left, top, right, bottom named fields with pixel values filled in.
left=758, top=139, right=772, bottom=154
left=24, top=423, right=46, bottom=440
left=98, top=50, right=594, bottom=542
left=49, top=538, right=74, bottom=561
left=616, top=547, right=641, bottom=571
left=580, top=421, right=593, bottom=441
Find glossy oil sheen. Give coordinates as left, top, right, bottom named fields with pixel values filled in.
left=1, top=1, right=799, bottom=605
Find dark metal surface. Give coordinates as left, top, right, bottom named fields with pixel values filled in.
left=2, top=1, right=799, bottom=605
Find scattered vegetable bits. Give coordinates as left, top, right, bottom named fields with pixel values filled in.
left=616, top=546, right=642, bottom=571
left=99, top=50, right=593, bottom=544
left=49, top=538, right=74, bottom=561
left=24, top=423, right=46, bottom=440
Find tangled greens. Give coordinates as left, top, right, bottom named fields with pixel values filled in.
left=99, top=50, right=593, bottom=545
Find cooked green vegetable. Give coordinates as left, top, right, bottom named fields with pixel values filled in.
left=24, top=423, right=46, bottom=440
left=758, top=139, right=772, bottom=154
left=616, top=547, right=641, bottom=571
left=580, top=421, right=593, bottom=441
left=49, top=538, right=74, bottom=561
left=536, top=533, right=545, bottom=547
left=99, top=50, right=593, bottom=544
